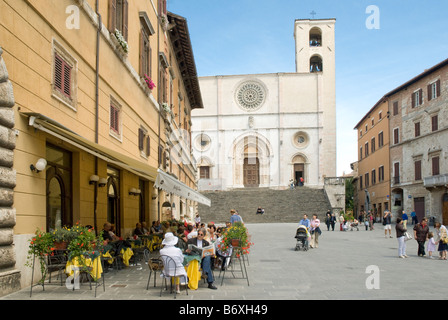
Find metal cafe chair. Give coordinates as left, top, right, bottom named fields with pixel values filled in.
left=159, top=255, right=188, bottom=299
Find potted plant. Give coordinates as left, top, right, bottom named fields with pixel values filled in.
left=218, top=222, right=253, bottom=257
left=113, top=29, right=129, bottom=54
left=51, top=227, right=74, bottom=250
left=143, top=74, right=156, bottom=91
left=25, top=229, right=56, bottom=284
left=66, top=224, right=97, bottom=261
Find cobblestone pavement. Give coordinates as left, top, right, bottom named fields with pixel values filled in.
left=2, top=222, right=448, bottom=301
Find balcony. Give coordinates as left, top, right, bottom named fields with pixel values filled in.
left=424, top=174, right=448, bottom=188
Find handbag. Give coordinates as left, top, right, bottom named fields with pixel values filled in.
left=404, top=232, right=412, bottom=241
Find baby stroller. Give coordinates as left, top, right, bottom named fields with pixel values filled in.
left=294, top=225, right=310, bottom=251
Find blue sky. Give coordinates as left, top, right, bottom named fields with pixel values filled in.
left=168, top=0, right=448, bottom=176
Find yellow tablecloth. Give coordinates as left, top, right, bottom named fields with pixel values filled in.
left=121, top=247, right=133, bottom=267
left=65, top=256, right=102, bottom=281
left=186, top=259, right=201, bottom=290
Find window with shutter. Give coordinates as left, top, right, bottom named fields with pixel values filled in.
left=393, top=101, right=398, bottom=115
left=110, top=102, right=120, bottom=136
left=54, top=54, right=72, bottom=99
left=432, top=156, right=440, bottom=176
left=379, top=166, right=384, bottom=182
left=371, top=137, right=375, bottom=153
left=52, top=40, right=77, bottom=110
left=393, top=128, right=399, bottom=144
left=378, top=131, right=383, bottom=148
left=415, top=122, right=420, bottom=137
left=146, top=136, right=150, bottom=157
left=109, top=0, right=128, bottom=40
left=394, top=162, right=400, bottom=184
left=138, top=128, right=144, bottom=151
left=431, top=115, right=438, bottom=132
left=414, top=160, right=422, bottom=181
left=372, top=169, right=376, bottom=185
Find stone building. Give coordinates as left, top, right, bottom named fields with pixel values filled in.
left=388, top=58, right=448, bottom=223
left=0, top=0, right=206, bottom=295
left=192, top=19, right=336, bottom=191
left=354, top=98, right=391, bottom=220
left=0, top=47, right=20, bottom=295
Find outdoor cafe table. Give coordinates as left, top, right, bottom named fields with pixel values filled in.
left=65, top=253, right=103, bottom=281
left=183, top=254, right=201, bottom=290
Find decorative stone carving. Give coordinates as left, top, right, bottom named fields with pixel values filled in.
left=235, top=81, right=266, bottom=111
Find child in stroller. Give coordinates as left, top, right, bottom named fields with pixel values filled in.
left=294, top=225, right=310, bottom=251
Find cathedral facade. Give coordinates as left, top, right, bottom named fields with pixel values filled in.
left=191, top=19, right=336, bottom=191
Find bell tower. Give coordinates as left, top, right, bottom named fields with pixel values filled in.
left=294, top=18, right=337, bottom=178
left=294, top=18, right=335, bottom=75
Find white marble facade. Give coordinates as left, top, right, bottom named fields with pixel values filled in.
left=192, top=19, right=336, bottom=191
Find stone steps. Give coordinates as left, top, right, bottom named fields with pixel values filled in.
left=197, top=187, right=332, bottom=224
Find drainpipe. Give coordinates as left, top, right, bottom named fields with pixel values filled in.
left=93, top=0, right=102, bottom=234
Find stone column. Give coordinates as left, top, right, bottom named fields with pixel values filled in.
left=0, top=47, right=20, bottom=296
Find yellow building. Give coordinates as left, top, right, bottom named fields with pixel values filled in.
left=354, top=98, right=391, bottom=220
left=0, top=0, right=207, bottom=293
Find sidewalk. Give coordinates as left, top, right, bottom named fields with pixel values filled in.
left=2, top=222, right=447, bottom=300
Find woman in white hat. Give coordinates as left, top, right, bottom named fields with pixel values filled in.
left=159, top=232, right=188, bottom=293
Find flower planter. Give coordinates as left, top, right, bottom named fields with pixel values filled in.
left=231, top=239, right=240, bottom=247
left=54, top=241, right=68, bottom=250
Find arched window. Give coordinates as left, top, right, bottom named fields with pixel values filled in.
left=309, top=27, right=322, bottom=47
left=310, top=55, right=323, bottom=72
left=46, top=144, right=72, bottom=231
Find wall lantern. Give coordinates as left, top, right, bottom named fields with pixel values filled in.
left=89, top=175, right=99, bottom=185
left=30, top=158, right=47, bottom=173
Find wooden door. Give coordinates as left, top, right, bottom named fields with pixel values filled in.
left=443, top=193, right=448, bottom=226
left=414, top=197, right=425, bottom=223
left=244, top=158, right=259, bottom=187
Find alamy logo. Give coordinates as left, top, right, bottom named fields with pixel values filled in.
left=365, top=265, right=380, bottom=289
left=66, top=5, right=80, bottom=30
left=365, top=5, right=380, bottom=30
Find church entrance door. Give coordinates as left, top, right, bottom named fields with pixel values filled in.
left=244, top=157, right=259, bottom=187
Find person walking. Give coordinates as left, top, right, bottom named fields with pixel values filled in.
left=426, top=232, right=437, bottom=259
left=383, top=210, right=392, bottom=238
left=413, top=217, right=429, bottom=257
left=401, top=210, right=408, bottom=229
left=395, top=218, right=408, bottom=258
left=310, top=214, right=321, bottom=248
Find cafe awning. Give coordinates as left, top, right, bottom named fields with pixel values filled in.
left=154, top=169, right=211, bottom=206
left=23, top=113, right=158, bottom=182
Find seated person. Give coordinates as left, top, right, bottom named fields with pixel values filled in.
left=133, top=222, right=144, bottom=237
left=186, top=228, right=217, bottom=290
left=256, top=207, right=264, bottom=215
left=102, top=222, right=113, bottom=243
left=159, top=232, right=188, bottom=294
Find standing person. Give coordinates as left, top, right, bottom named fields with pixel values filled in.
left=401, top=210, right=408, bottom=229
left=413, top=217, right=429, bottom=257
left=230, top=209, right=242, bottom=224
left=368, top=211, right=374, bottom=231
left=299, top=214, right=310, bottom=229
left=330, top=213, right=337, bottom=231
left=411, top=211, right=417, bottom=225
left=426, top=232, right=437, bottom=259
left=310, top=214, right=321, bottom=249
left=435, top=222, right=448, bottom=260
left=325, top=211, right=331, bottom=231
left=383, top=210, right=392, bottom=238
left=395, top=218, right=408, bottom=258
left=339, top=213, right=345, bottom=231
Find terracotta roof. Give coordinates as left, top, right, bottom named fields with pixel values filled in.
left=167, top=12, right=204, bottom=110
